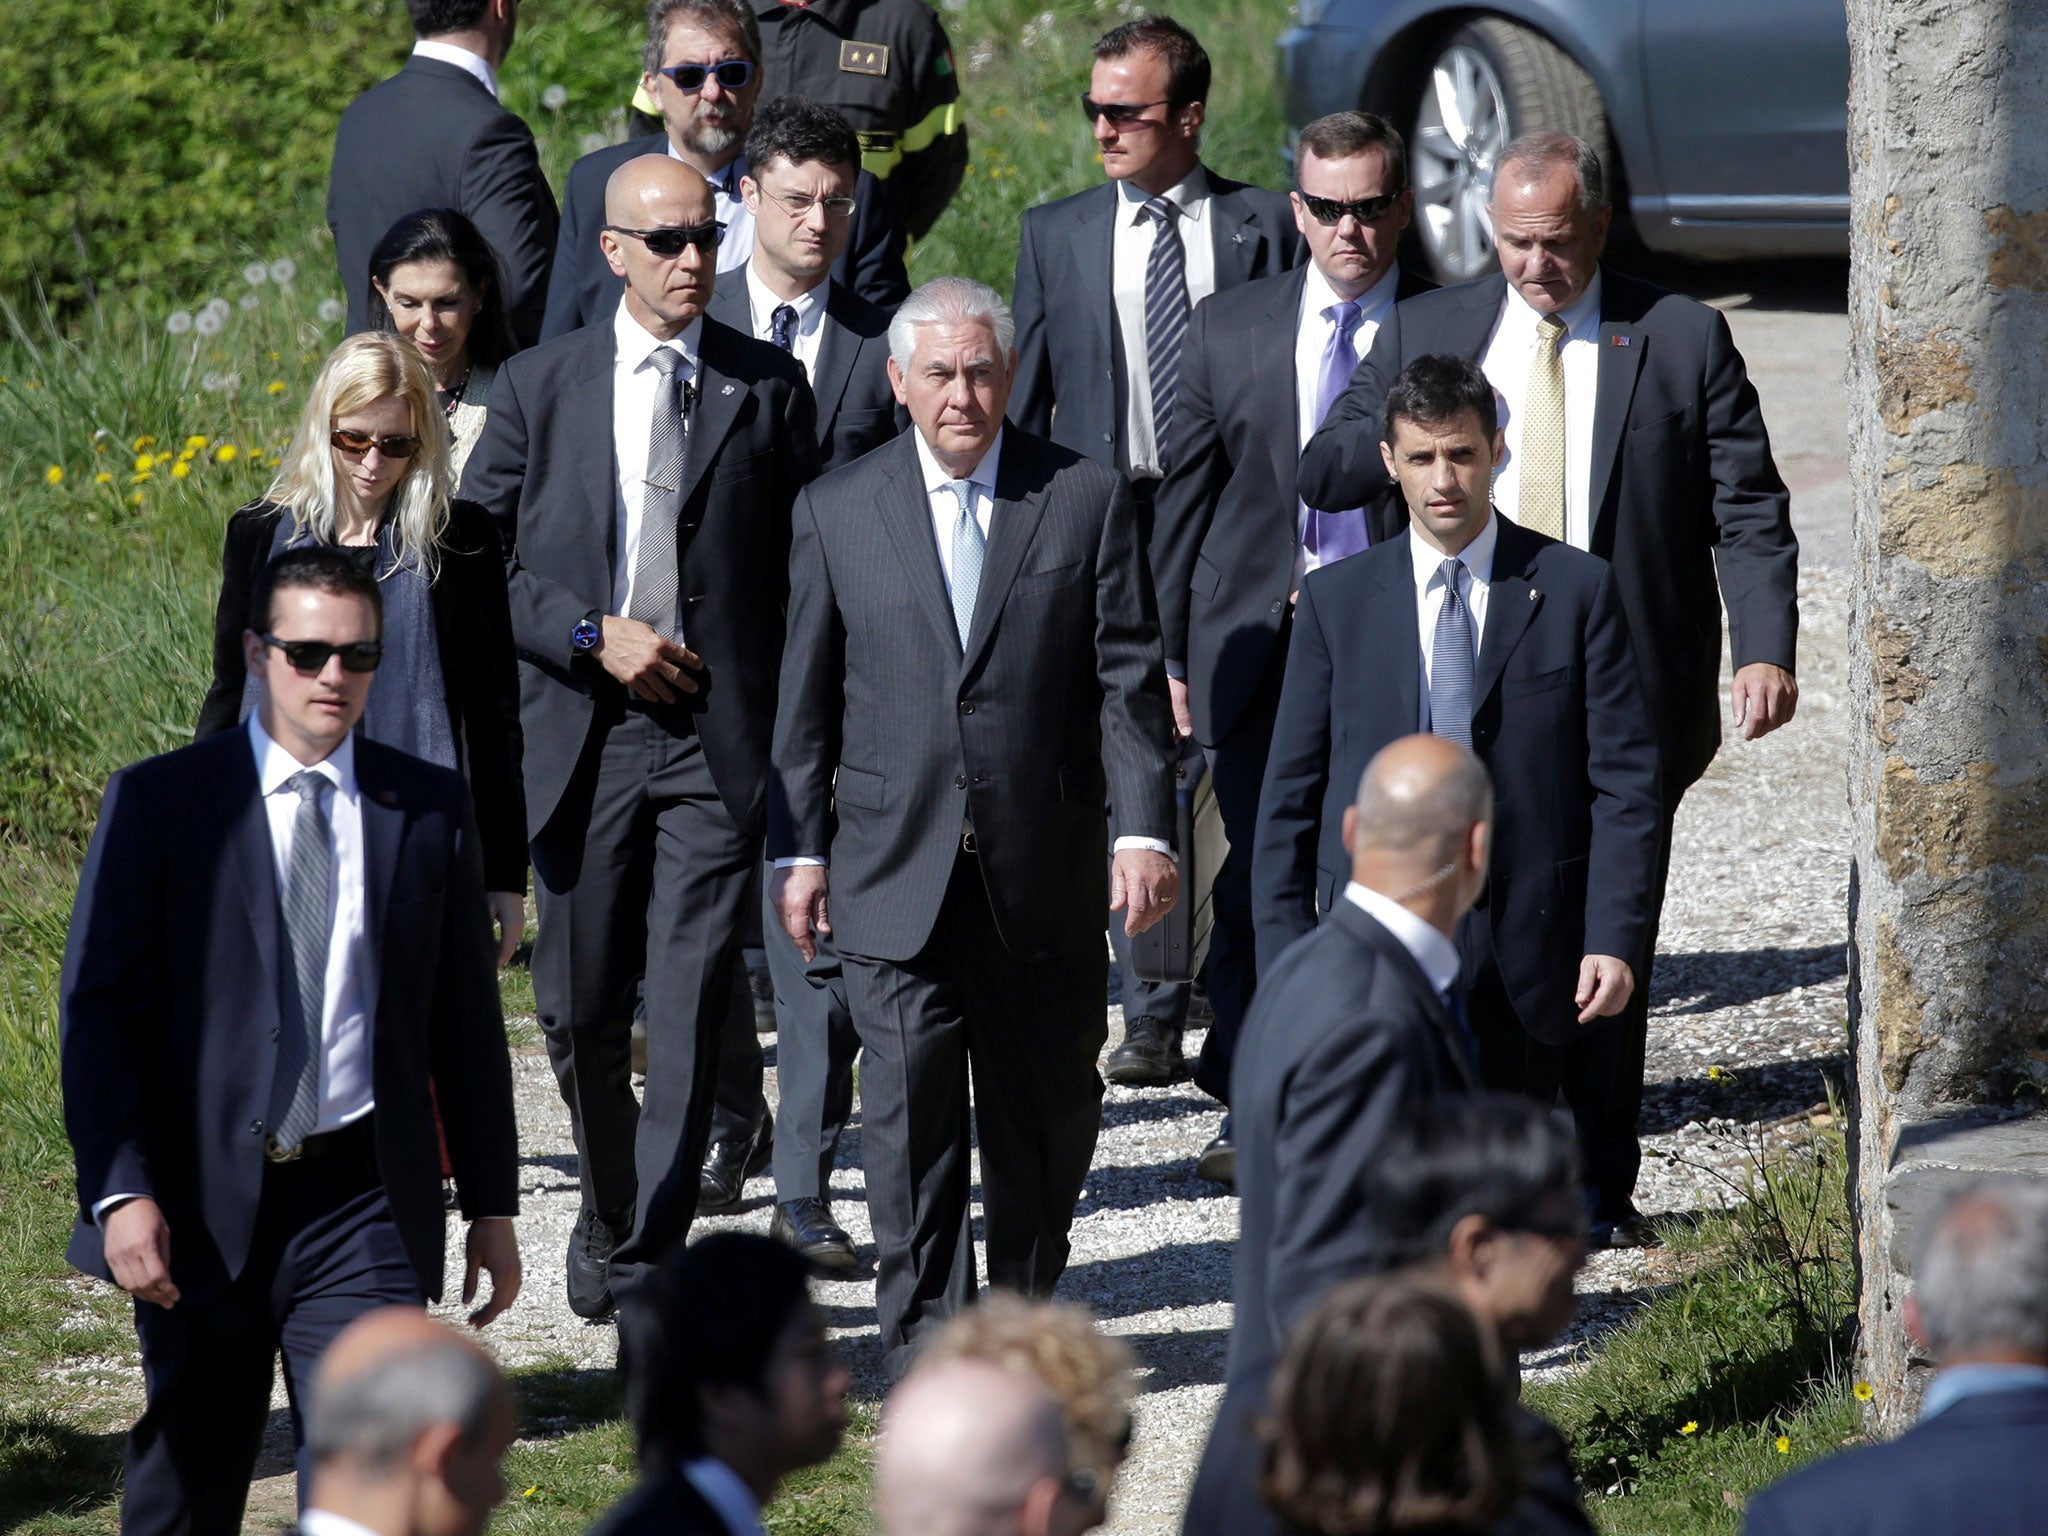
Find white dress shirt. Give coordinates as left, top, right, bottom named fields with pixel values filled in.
left=1343, top=880, right=1462, bottom=996
left=610, top=299, right=701, bottom=632
left=1479, top=274, right=1602, bottom=550
left=682, top=1457, right=766, bottom=1536
left=743, top=262, right=828, bottom=380
left=300, top=1511, right=384, bottom=1536
left=410, top=38, right=498, bottom=99
left=1410, top=514, right=1498, bottom=694
left=671, top=143, right=756, bottom=276
left=1293, top=260, right=1402, bottom=587
left=1111, top=168, right=1219, bottom=479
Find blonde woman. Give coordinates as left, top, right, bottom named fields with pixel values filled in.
left=197, top=331, right=527, bottom=959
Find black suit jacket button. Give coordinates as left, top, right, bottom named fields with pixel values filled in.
left=1102, top=432, right=1113, bottom=444
left=959, top=700, right=975, bottom=714
left=1270, top=600, right=1284, bottom=615
left=954, top=774, right=967, bottom=789
left=249, top=1120, right=263, bottom=1135
left=270, top=1027, right=281, bottom=1041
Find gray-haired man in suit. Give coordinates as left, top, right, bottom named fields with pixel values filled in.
left=769, top=277, right=1180, bottom=1377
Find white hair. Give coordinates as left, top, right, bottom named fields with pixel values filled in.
left=1912, top=1173, right=2048, bottom=1360
left=887, top=277, right=1017, bottom=374
left=305, top=1343, right=502, bottom=1473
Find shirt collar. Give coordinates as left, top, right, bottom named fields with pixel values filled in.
left=681, top=1457, right=765, bottom=1536
left=1342, top=881, right=1462, bottom=995
left=1503, top=270, right=1603, bottom=341
left=1302, top=258, right=1401, bottom=331
left=409, top=38, right=498, bottom=99
left=247, top=710, right=355, bottom=798
left=670, top=143, right=747, bottom=200
left=614, top=298, right=702, bottom=375
left=744, top=262, right=825, bottom=332
left=1408, top=512, right=1500, bottom=590
left=913, top=424, right=1004, bottom=500
left=1118, top=165, right=1211, bottom=226
left=1920, top=1363, right=2048, bottom=1421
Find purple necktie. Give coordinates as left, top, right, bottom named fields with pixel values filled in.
left=1304, top=299, right=1370, bottom=564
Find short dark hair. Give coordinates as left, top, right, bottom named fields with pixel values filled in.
left=251, top=546, right=384, bottom=636
left=1261, top=1275, right=1523, bottom=1532
left=1382, top=354, right=1500, bottom=442
left=644, top=0, right=761, bottom=72
left=746, top=96, right=861, bottom=180
left=1365, top=1094, right=1583, bottom=1270
left=1296, top=111, right=1408, bottom=194
left=366, top=208, right=515, bottom=372
left=408, top=0, right=491, bottom=38
left=621, top=1233, right=812, bottom=1465
left=1092, top=15, right=1209, bottom=108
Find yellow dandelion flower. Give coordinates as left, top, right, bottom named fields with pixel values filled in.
left=172, top=460, right=192, bottom=479
left=268, top=350, right=281, bottom=362
left=133, top=435, right=156, bottom=451
left=130, top=490, right=145, bottom=506
left=1774, top=1435, right=1791, bottom=1455
left=134, top=454, right=154, bottom=472
left=154, top=451, right=174, bottom=466
left=1679, top=1421, right=1698, bottom=1436
left=95, top=438, right=107, bottom=453
left=185, top=434, right=209, bottom=451
left=95, top=470, right=113, bottom=484
left=266, top=380, right=287, bottom=395
left=131, top=471, right=153, bottom=484
left=44, top=464, right=63, bottom=485
left=1853, top=1382, right=1874, bottom=1402
left=1706, top=1065, right=1728, bottom=1081
left=522, top=1486, right=538, bottom=1499
left=215, top=444, right=240, bottom=463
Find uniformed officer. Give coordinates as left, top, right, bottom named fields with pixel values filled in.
left=630, top=0, right=967, bottom=243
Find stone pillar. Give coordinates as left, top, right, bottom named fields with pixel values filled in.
left=1847, top=0, right=2048, bottom=1430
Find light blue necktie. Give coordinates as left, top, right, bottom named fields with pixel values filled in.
left=947, top=479, right=983, bottom=651
left=1429, top=557, right=1474, bottom=748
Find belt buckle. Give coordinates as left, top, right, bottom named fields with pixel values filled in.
left=961, top=829, right=979, bottom=854
left=265, top=1137, right=302, bottom=1164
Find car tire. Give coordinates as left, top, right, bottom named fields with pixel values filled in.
left=1407, top=18, right=1612, bottom=286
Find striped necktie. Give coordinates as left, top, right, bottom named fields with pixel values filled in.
left=266, top=771, right=333, bottom=1155
left=1142, top=196, right=1190, bottom=459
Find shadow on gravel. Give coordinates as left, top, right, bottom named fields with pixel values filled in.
left=1074, top=1162, right=1228, bottom=1217
left=1115, top=1323, right=1231, bottom=1392
left=1639, top=1054, right=1847, bottom=1136
left=1060, top=1239, right=1234, bottom=1321
left=1099, top=1090, right=1222, bottom=1130
left=1648, top=944, right=1846, bottom=1015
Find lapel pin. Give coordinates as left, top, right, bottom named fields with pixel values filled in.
left=1529, top=588, right=1540, bottom=602
left=1231, top=231, right=1246, bottom=244
left=1610, top=334, right=1632, bottom=347
left=721, top=382, right=735, bottom=395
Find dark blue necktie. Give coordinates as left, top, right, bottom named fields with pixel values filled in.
left=770, top=302, right=797, bottom=353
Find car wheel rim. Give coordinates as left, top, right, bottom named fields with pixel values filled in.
left=1413, top=43, right=1510, bottom=281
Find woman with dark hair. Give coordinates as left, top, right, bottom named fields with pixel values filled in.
left=367, top=207, right=514, bottom=483
left=1262, top=1275, right=1524, bottom=1536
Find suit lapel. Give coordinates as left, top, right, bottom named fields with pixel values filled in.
left=354, top=744, right=402, bottom=993
left=1072, top=188, right=1118, bottom=382
left=1370, top=531, right=1423, bottom=736
left=962, top=438, right=1052, bottom=670
left=1265, top=268, right=1310, bottom=501
left=572, top=325, right=622, bottom=575
left=230, top=764, right=284, bottom=994
left=1330, top=900, right=1479, bottom=1089
left=1588, top=278, right=1646, bottom=541
left=1207, top=182, right=1262, bottom=286
left=877, top=438, right=962, bottom=652
left=810, top=287, right=862, bottom=430
left=1471, top=518, right=1542, bottom=708
left=679, top=322, right=747, bottom=511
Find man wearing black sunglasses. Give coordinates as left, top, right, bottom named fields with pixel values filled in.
left=1148, top=112, right=1433, bottom=1173
left=541, top=0, right=908, bottom=342
left=60, top=545, right=521, bottom=1534
left=462, top=151, right=822, bottom=1324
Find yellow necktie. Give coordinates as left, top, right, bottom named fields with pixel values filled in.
left=1518, top=314, right=1568, bottom=541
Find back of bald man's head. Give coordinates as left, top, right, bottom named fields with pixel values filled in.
left=605, top=153, right=712, bottom=225
left=1353, top=734, right=1493, bottom=858
left=307, top=1307, right=508, bottom=1475
left=877, top=1358, right=1069, bottom=1536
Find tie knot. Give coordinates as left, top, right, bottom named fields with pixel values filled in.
left=645, top=345, right=681, bottom=377
left=1438, top=557, right=1464, bottom=592
left=1536, top=314, right=1567, bottom=344
left=285, top=770, right=329, bottom=807
left=1327, top=299, right=1361, bottom=333
left=946, top=478, right=975, bottom=515
left=1142, top=195, right=1177, bottom=226
left=773, top=302, right=797, bottom=327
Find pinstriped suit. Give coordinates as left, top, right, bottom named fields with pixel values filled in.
left=769, top=426, right=1176, bottom=1373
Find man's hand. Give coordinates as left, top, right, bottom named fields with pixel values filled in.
left=773, top=865, right=832, bottom=963
left=1167, top=677, right=1194, bottom=740
left=1576, top=955, right=1635, bottom=1024
left=463, top=1217, right=521, bottom=1328
left=486, top=891, right=524, bottom=967
left=102, top=1198, right=180, bottom=1309
left=1110, top=849, right=1179, bottom=937
left=1731, top=662, right=1797, bottom=740
left=597, top=616, right=702, bottom=704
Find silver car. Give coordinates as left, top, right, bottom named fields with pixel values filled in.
left=1279, top=0, right=1850, bottom=283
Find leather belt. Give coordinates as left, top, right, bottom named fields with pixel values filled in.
left=266, top=1116, right=374, bottom=1165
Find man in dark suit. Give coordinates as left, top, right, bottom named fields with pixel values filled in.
left=61, top=548, right=521, bottom=1536
left=1299, top=132, right=1798, bottom=1240
left=593, top=1233, right=850, bottom=1536
left=696, top=94, right=904, bottom=1273
left=1148, top=108, right=1433, bottom=1146
left=1010, top=13, right=1302, bottom=1110
left=328, top=0, right=558, bottom=349
left=769, top=276, right=1179, bottom=1377
left=1745, top=1175, right=2048, bottom=1536
left=460, top=153, right=820, bottom=1321
left=540, top=0, right=908, bottom=342
left=1259, top=355, right=1663, bottom=1190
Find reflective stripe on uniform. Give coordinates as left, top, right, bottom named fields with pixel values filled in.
left=860, top=98, right=963, bottom=179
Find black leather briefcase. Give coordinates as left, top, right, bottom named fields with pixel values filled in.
left=1129, top=738, right=1229, bottom=985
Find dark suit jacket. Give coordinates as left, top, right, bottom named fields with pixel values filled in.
left=538, top=134, right=911, bottom=342
left=1151, top=263, right=1435, bottom=744
left=327, top=54, right=559, bottom=350
left=460, top=315, right=821, bottom=839
left=1744, top=1386, right=2048, bottom=1536
left=585, top=1470, right=740, bottom=1536
left=1010, top=172, right=1307, bottom=467
left=60, top=732, right=518, bottom=1303
left=1297, top=269, right=1798, bottom=791
left=194, top=499, right=527, bottom=893
left=704, top=275, right=905, bottom=472
left=768, top=427, right=1177, bottom=962
left=1253, top=520, right=1662, bottom=1045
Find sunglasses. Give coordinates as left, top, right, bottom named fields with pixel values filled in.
left=763, top=190, right=859, bottom=221
left=1297, top=189, right=1404, bottom=225
left=605, top=222, right=727, bottom=258
left=260, top=634, right=384, bottom=674
left=1080, top=93, right=1173, bottom=127
left=330, top=427, right=422, bottom=459
left=656, top=59, right=756, bottom=93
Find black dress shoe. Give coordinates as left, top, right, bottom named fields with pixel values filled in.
left=748, top=965, right=778, bottom=1033
left=567, top=1207, right=626, bottom=1321
left=1196, top=1113, right=1236, bottom=1186
left=771, top=1197, right=859, bottom=1273
left=1590, top=1199, right=1660, bottom=1250
left=1106, top=1014, right=1184, bottom=1085
left=699, top=1110, right=775, bottom=1212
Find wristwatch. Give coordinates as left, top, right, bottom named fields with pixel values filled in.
left=570, top=617, right=602, bottom=654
